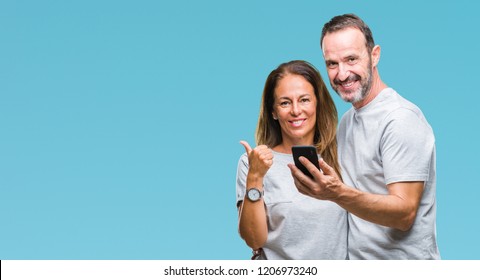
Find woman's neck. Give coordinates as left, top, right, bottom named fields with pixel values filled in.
left=273, top=140, right=314, bottom=154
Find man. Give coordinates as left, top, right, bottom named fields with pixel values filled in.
left=288, top=14, right=440, bottom=259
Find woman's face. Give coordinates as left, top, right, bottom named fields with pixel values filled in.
left=272, top=74, right=317, bottom=147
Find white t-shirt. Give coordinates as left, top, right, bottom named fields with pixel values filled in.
left=236, top=151, right=348, bottom=259
left=338, top=88, right=440, bottom=259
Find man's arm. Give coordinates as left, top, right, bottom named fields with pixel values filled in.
left=289, top=157, right=424, bottom=231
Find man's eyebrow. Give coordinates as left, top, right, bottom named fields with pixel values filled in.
left=324, top=59, right=337, bottom=64
left=344, top=54, right=359, bottom=59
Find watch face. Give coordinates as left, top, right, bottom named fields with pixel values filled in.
left=247, top=188, right=261, bottom=201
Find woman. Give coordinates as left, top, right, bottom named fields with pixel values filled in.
left=236, top=60, right=347, bottom=259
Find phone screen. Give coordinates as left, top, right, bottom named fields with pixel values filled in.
left=292, top=145, right=320, bottom=178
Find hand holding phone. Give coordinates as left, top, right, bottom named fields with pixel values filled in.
left=292, top=145, right=320, bottom=178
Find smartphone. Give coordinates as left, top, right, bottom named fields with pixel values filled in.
left=292, top=145, right=320, bottom=178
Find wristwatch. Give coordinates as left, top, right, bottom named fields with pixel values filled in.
left=246, top=188, right=263, bottom=202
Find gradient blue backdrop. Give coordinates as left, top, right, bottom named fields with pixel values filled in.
left=1, top=0, right=478, bottom=259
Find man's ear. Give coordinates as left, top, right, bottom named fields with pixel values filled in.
left=371, top=45, right=381, bottom=67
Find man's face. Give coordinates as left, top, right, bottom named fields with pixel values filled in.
left=322, top=28, right=373, bottom=105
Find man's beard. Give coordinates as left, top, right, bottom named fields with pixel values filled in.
left=332, top=62, right=373, bottom=104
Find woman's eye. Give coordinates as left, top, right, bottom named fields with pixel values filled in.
left=280, top=101, right=290, bottom=107
left=300, top=98, right=310, bottom=103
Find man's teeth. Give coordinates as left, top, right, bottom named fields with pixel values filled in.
left=343, top=81, right=354, bottom=87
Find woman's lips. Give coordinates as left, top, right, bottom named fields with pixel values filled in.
left=289, top=119, right=306, bottom=127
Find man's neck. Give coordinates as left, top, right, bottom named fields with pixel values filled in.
left=353, top=72, right=387, bottom=109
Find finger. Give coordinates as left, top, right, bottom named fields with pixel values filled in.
left=289, top=164, right=310, bottom=195
left=259, top=148, right=274, bottom=160
left=299, top=156, right=323, bottom=177
left=318, top=158, right=335, bottom=176
left=292, top=177, right=309, bottom=195
left=288, top=163, right=312, bottom=190
left=239, top=140, right=252, bottom=154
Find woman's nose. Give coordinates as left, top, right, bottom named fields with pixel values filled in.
left=290, top=102, right=301, bottom=115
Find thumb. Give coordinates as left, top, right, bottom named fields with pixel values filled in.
left=319, top=158, right=335, bottom=175
left=239, top=140, right=253, bottom=154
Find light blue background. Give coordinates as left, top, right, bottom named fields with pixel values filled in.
left=1, top=0, right=478, bottom=259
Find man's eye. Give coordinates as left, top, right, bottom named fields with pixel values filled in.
left=327, top=62, right=338, bottom=69
left=348, top=58, right=357, bottom=64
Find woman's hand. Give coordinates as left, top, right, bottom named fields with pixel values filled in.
left=240, top=140, right=273, bottom=178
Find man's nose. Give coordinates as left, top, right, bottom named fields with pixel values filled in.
left=337, top=63, right=350, bottom=81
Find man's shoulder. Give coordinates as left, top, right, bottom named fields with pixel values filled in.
left=338, top=107, right=356, bottom=128
left=382, top=88, right=421, bottom=111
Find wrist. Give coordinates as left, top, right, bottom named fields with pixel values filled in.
left=332, top=182, right=355, bottom=204
left=246, top=187, right=264, bottom=202
left=246, top=174, right=264, bottom=189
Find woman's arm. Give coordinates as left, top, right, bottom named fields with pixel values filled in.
left=237, top=141, right=273, bottom=249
